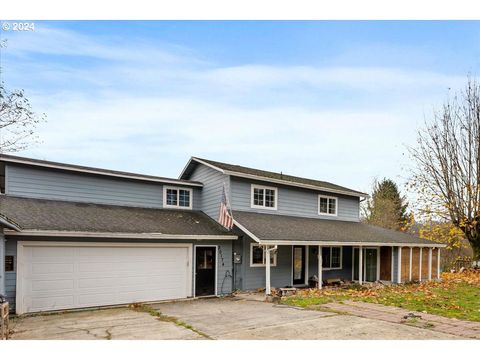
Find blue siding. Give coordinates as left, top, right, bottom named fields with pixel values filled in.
left=236, top=241, right=356, bottom=291
left=5, top=239, right=16, bottom=311
left=6, top=164, right=200, bottom=209
left=230, top=177, right=360, bottom=222
left=188, top=163, right=229, bottom=221
left=308, top=246, right=353, bottom=281
left=0, top=234, right=4, bottom=295
left=240, top=238, right=293, bottom=290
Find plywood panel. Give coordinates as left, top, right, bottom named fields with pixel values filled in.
left=411, top=248, right=420, bottom=281
left=401, top=247, right=410, bottom=282
left=431, top=248, right=438, bottom=279
left=380, top=247, right=392, bottom=281
left=421, top=248, right=430, bottom=280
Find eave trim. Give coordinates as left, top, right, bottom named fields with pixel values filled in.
left=4, top=229, right=237, bottom=240
left=257, top=240, right=447, bottom=247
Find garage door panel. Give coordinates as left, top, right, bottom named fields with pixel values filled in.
left=31, top=279, right=75, bottom=292
left=31, top=247, right=75, bottom=258
left=18, top=243, right=191, bottom=313
left=31, top=295, right=75, bottom=310
left=31, top=262, right=75, bottom=274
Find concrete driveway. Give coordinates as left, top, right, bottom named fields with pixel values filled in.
left=10, top=307, right=203, bottom=340
left=10, top=297, right=463, bottom=340
left=152, top=297, right=462, bottom=340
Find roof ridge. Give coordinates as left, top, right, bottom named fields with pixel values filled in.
left=194, top=157, right=367, bottom=197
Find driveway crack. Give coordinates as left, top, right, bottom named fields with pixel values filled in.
left=129, top=304, right=212, bottom=339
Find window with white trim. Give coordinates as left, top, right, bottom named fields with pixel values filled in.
left=163, top=186, right=192, bottom=209
left=318, top=195, right=337, bottom=216
left=321, top=246, right=342, bottom=269
left=250, top=243, right=277, bottom=267
left=251, top=184, right=277, bottom=210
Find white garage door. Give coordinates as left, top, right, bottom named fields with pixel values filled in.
left=16, top=242, right=192, bottom=314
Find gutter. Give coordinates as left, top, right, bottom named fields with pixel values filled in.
left=4, top=229, right=238, bottom=240
left=0, top=214, right=22, bottom=232
left=257, top=240, right=447, bottom=248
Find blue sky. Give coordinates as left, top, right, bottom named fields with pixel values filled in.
left=1, top=21, right=479, bottom=196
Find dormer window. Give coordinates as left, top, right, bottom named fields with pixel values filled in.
left=318, top=195, right=337, bottom=216
left=163, top=186, right=192, bottom=209
left=251, top=184, right=277, bottom=210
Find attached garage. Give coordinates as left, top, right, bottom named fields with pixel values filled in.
left=0, top=196, right=236, bottom=314
left=16, top=242, right=192, bottom=314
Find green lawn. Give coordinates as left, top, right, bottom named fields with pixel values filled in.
left=281, top=275, right=480, bottom=322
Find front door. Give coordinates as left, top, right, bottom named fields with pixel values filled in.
left=364, top=248, right=378, bottom=282
left=293, top=246, right=306, bottom=285
left=195, top=246, right=216, bottom=296
left=353, top=247, right=378, bottom=282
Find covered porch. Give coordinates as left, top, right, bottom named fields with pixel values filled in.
left=233, top=210, right=446, bottom=294
left=260, top=243, right=444, bottom=295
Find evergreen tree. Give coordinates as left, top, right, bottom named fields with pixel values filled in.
left=365, top=178, right=409, bottom=231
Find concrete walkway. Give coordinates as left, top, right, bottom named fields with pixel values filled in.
left=322, top=301, right=480, bottom=340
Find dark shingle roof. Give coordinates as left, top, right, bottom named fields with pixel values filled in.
left=233, top=211, right=441, bottom=246
left=0, top=196, right=232, bottom=236
left=192, top=157, right=367, bottom=197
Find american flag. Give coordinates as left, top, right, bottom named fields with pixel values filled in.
left=218, top=184, right=234, bottom=229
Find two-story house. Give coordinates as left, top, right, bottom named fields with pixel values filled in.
left=0, top=155, right=444, bottom=315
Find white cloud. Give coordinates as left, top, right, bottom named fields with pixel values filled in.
left=4, top=24, right=465, bottom=194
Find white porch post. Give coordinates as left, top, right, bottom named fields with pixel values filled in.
left=428, top=248, right=432, bottom=281
left=397, top=246, right=402, bottom=284
left=318, top=246, right=322, bottom=289
left=265, top=246, right=271, bottom=295
left=437, top=248, right=441, bottom=279
left=391, top=246, right=394, bottom=283
left=409, top=247, right=413, bottom=282
left=358, top=246, right=363, bottom=285
left=419, top=248, right=423, bottom=282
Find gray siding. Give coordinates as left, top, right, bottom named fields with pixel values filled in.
left=308, top=245, right=353, bottom=281
left=240, top=237, right=293, bottom=290
left=5, top=238, right=234, bottom=313
left=6, top=164, right=201, bottom=209
left=235, top=240, right=355, bottom=291
left=230, top=177, right=360, bottom=222
left=0, top=234, right=4, bottom=295
left=188, top=163, right=229, bottom=221
left=5, top=239, right=16, bottom=311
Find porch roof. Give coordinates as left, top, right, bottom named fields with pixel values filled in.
left=233, top=211, right=445, bottom=247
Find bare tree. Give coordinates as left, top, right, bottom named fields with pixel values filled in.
left=409, top=76, right=480, bottom=260
left=0, top=39, right=45, bottom=153
left=0, top=81, right=45, bottom=152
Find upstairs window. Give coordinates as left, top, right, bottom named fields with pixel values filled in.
left=164, top=187, right=192, bottom=209
left=251, top=184, right=278, bottom=210
left=318, top=195, right=337, bottom=216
